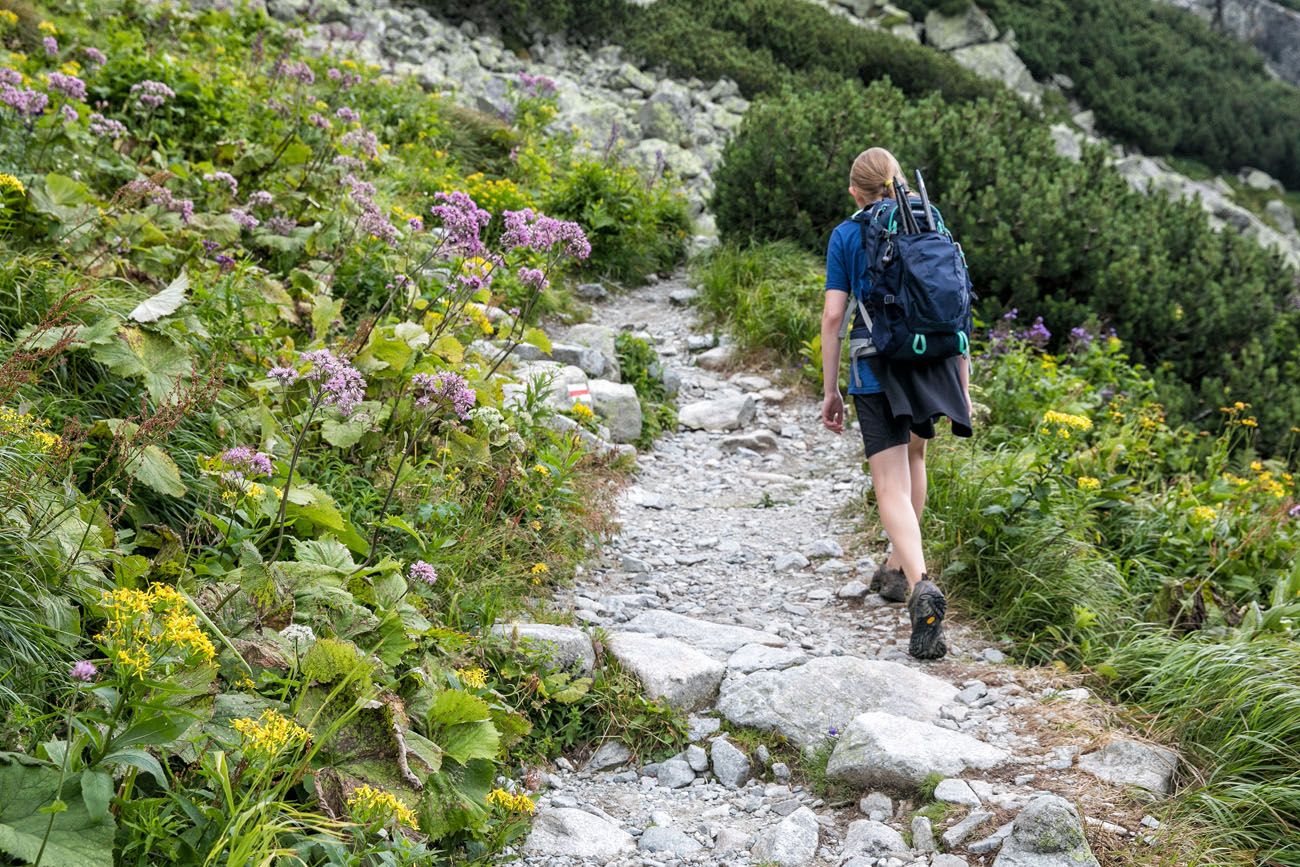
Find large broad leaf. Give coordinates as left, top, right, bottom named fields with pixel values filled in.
left=0, top=753, right=114, bottom=867
left=100, top=749, right=167, bottom=788
left=430, top=334, right=464, bottom=364
left=89, top=327, right=191, bottom=402
left=285, top=485, right=368, bottom=555
left=426, top=691, right=499, bottom=764
left=129, top=271, right=189, bottom=323
left=311, top=294, right=343, bottom=342
left=321, top=415, right=370, bottom=449
left=29, top=173, right=93, bottom=223
left=419, top=758, right=492, bottom=843
left=78, top=770, right=112, bottom=824
left=427, top=691, right=491, bottom=728
left=292, top=538, right=355, bottom=571
left=126, top=444, right=187, bottom=497
left=522, top=327, right=552, bottom=355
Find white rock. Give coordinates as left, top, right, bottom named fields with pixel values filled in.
left=696, top=344, right=736, bottom=371
left=523, top=807, right=635, bottom=858
left=587, top=739, right=632, bottom=771
left=717, top=657, right=958, bottom=748
left=639, top=825, right=703, bottom=855
left=750, top=806, right=819, bottom=866
left=711, top=738, right=751, bottom=788
left=774, top=552, right=811, bottom=572
left=826, top=712, right=1008, bottom=789
left=934, top=778, right=982, bottom=806
left=685, top=744, right=709, bottom=772
left=656, top=757, right=696, bottom=788
left=942, top=809, right=995, bottom=849
left=992, top=795, right=1099, bottom=867
left=588, top=379, right=643, bottom=444
left=608, top=632, right=725, bottom=711
left=720, top=430, right=780, bottom=454
left=840, top=819, right=908, bottom=860
left=911, top=815, right=936, bottom=852
left=925, top=4, right=998, bottom=50
left=622, top=610, right=784, bottom=656
left=932, top=856, right=971, bottom=867
left=727, top=643, right=809, bottom=674
left=489, top=623, right=595, bottom=673
left=1077, top=738, right=1178, bottom=796
left=678, top=395, right=757, bottom=431
left=805, top=538, right=844, bottom=558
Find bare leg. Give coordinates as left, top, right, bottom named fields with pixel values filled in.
left=869, top=442, right=927, bottom=589
left=884, top=436, right=928, bottom=572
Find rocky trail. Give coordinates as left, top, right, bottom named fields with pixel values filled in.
left=489, top=274, right=1182, bottom=867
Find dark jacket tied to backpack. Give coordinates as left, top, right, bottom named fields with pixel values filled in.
left=844, top=190, right=973, bottom=439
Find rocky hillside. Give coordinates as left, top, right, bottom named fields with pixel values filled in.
left=1159, top=0, right=1300, bottom=85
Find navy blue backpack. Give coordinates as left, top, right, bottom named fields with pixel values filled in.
left=840, top=173, right=973, bottom=381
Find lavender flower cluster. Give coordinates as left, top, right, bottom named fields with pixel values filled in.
left=82, top=46, right=107, bottom=67
left=268, top=365, right=299, bottom=386
left=327, top=67, right=362, bottom=88
left=516, top=71, right=557, bottom=98
left=43, top=36, right=58, bottom=57
left=430, top=191, right=491, bottom=257
left=46, top=71, right=86, bottom=101
left=345, top=173, right=398, bottom=246
left=123, top=177, right=194, bottom=224
left=409, top=560, right=438, bottom=586
left=500, top=208, right=591, bottom=260
left=302, top=349, right=367, bottom=417
left=2, top=71, right=49, bottom=117
left=411, top=371, right=476, bottom=420
left=220, top=446, right=274, bottom=479
left=130, top=79, right=175, bottom=110
left=276, top=60, right=315, bottom=85
left=340, top=128, right=380, bottom=160
left=88, top=112, right=127, bottom=139
left=204, top=171, right=238, bottom=195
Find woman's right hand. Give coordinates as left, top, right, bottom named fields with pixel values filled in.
left=822, top=392, right=845, bottom=433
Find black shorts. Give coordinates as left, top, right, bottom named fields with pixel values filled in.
left=853, top=393, right=935, bottom=459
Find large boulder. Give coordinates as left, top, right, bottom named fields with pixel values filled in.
left=621, top=610, right=784, bottom=657
left=826, top=711, right=1009, bottom=788
left=588, top=379, right=643, bottom=444
left=1077, top=737, right=1178, bottom=796
left=607, top=632, right=725, bottom=711
left=750, top=806, right=819, bottom=866
left=716, top=657, right=957, bottom=748
left=678, top=394, right=757, bottom=432
left=925, top=5, right=999, bottom=50
left=992, top=795, right=1099, bottom=867
left=565, top=324, right=620, bottom=381
left=950, top=42, right=1042, bottom=102
left=489, top=623, right=595, bottom=673
left=524, top=807, right=635, bottom=859
left=550, top=342, right=607, bottom=378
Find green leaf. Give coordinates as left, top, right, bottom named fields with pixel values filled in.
left=89, top=327, right=192, bottom=402
left=125, top=444, right=187, bottom=497
left=100, top=749, right=167, bottom=789
left=321, top=415, right=370, bottom=448
left=291, top=538, right=355, bottom=571
left=430, top=334, right=464, bottom=364
left=522, top=327, right=552, bottom=355
left=427, top=690, right=490, bottom=728
left=79, top=770, right=112, bottom=824
left=285, top=485, right=368, bottom=555
left=0, top=753, right=114, bottom=867
left=30, top=173, right=93, bottom=222
left=108, top=714, right=196, bottom=752
left=113, top=554, right=151, bottom=584
left=550, top=676, right=592, bottom=704
left=310, top=294, right=343, bottom=342
left=437, top=720, right=499, bottom=765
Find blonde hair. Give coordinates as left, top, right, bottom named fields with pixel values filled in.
left=850, top=147, right=903, bottom=203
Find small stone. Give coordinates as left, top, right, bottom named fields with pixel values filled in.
left=774, top=552, right=811, bottom=572
left=968, top=821, right=1014, bottom=854
left=649, top=810, right=673, bottom=828
left=711, top=738, right=752, bottom=789
left=772, top=761, right=791, bottom=781
left=755, top=744, right=771, bottom=765
left=688, top=715, right=722, bottom=741
left=1141, top=815, right=1161, bottom=829
left=685, top=744, right=709, bottom=772
left=750, top=806, right=819, bottom=866
left=668, top=288, right=698, bottom=306
left=575, top=282, right=608, bottom=300
left=523, top=807, right=635, bottom=858
left=837, top=580, right=870, bottom=599
left=715, top=826, right=750, bottom=851
left=983, top=647, right=1006, bottom=664
left=840, top=819, right=908, bottom=859
left=587, top=740, right=633, bottom=771
left=911, top=815, right=936, bottom=852
left=942, top=809, right=994, bottom=849
left=728, top=643, right=809, bottom=674
left=639, top=826, right=703, bottom=856
left=934, top=778, right=981, bottom=806
left=957, top=682, right=988, bottom=704
left=992, top=794, right=1099, bottom=867
left=696, top=344, right=736, bottom=371
left=657, top=758, right=695, bottom=789
left=805, top=539, right=844, bottom=559
left=858, top=791, right=892, bottom=819
left=932, top=856, right=970, bottom=867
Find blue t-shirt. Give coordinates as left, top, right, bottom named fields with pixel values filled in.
left=825, top=216, right=881, bottom=394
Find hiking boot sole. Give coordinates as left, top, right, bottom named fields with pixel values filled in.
left=908, top=590, right=948, bottom=660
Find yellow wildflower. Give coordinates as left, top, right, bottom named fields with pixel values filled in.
left=570, top=402, right=595, bottom=421
left=1240, top=417, right=1258, bottom=428
left=231, top=709, right=313, bottom=760
left=236, top=676, right=257, bottom=691
left=530, top=520, right=542, bottom=531
left=347, top=784, right=419, bottom=828
left=38, top=20, right=57, bottom=34
left=486, top=787, right=536, bottom=814
left=1250, top=461, right=1264, bottom=472
left=0, top=10, right=20, bottom=27
left=1040, top=410, right=1092, bottom=439
left=530, top=563, right=548, bottom=575
left=97, top=584, right=216, bottom=678
left=221, top=489, right=239, bottom=504
left=0, top=406, right=60, bottom=454
left=532, top=464, right=550, bottom=476
left=1191, top=505, right=1217, bottom=525
left=1076, top=477, right=1101, bottom=492
left=456, top=667, right=487, bottom=689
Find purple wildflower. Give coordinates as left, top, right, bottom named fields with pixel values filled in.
left=0, top=69, right=19, bottom=87
left=268, top=365, right=299, bottom=386
left=1289, top=503, right=1300, bottom=519
left=202, top=239, right=221, bottom=253
left=70, top=660, right=97, bottom=682
left=246, top=190, right=273, bottom=208
left=327, top=67, right=342, bottom=81
left=307, top=112, right=331, bottom=130
left=332, top=154, right=364, bottom=171
left=125, top=178, right=192, bottom=223
left=231, top=209, right=260, bottom=230
left=430, top=191, right=491, bottom=257
left=213, top=253, right=236, bottom=272
left=266, top=216, right=297, bottom=235
left=88, top=113, right=126, bottom=138
left=517, top=266, right=548, bottom=292
left=409, top=560, right=438, bottom=586
left=500, top=208, right=591, bottom=260
left=410, top=371, right=476, bottom=420
left=82, top=46, right=107, bottom=67
left=828, top=726, right=839, bottom=737
left=340, top=127, right=380, bottom=160
left=302, top=349, right=367, bottom=417
left=220, top=446, right=274, bottom=478
left=407, top=216, right=423, bottom=232
left=1, top=84, right=49, bottom=117
left=1068, top=325, right=1093, bottom=351
left=60, top=103, right=77, bottom=122
left=130, top=79, right=175, bottom=110
left=204, top=171, right=238, bottom=195
left=516, top=71, right=557, bottom=98
left=46, top=72, right=86, bottom=101
left=1019, top=316, right=1052, bottom=349
left=335, top=106, right=359, bottom=123
left=1002, top=308, right=1019, bottom=322
left=43, top=36, right=58, bottom=57
left=277, top=60, right=315, bottom=85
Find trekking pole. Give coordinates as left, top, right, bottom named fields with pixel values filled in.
left=893, top=175, right=918, bottom=234
left=915, top=169, right=937, bottom=232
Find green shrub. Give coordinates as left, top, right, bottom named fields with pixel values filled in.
left=712, top=80, right=1300, bottom=445
left=542, top=158, right=690, bottom=284
left=980, top=0, right=1300, bottom=189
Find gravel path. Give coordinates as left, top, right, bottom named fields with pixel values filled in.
left=507, top=275, right=1174, bottom=867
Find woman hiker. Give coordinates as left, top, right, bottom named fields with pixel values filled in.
left=819, top=146, right=973, bottom=660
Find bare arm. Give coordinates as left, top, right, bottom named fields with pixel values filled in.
left=821, top=291, right=848, bottom=432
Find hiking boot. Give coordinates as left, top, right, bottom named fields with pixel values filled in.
left=871, top=565, right=909, bottom=603
left=907, top=577, right=948, bottom=660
